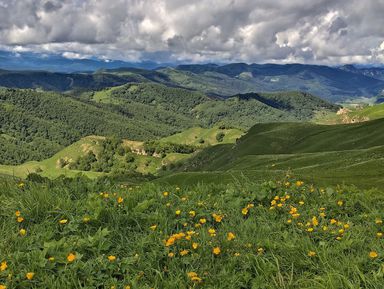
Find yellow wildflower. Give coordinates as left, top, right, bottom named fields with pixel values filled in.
left=377, top=232, right=383, bottom=238
left=369, top=251, right=378, bottom=259
left=212, top=247, right=221, bottom=255
left=337, top=200, right=343, bottom=206
left=227, top=232, right=236, bottom=241
left=180, top=249, right=189, bottom=256
left=234, top=252, right=241, bottom=257
left=59, top=219, right=68, bottom=224
left=117, top=197, right=124, bottom=204
left=168, top=252, right=174, bottom=258
left=187, top=272, right=202, bottom=283
left=299, top=201, right=304, bottom=205
left=26, top=272, right=35, bottom=280
left=307, top=228, right=314, bottom=232
left=375, top=219, right=383, bottom=224
left=83, top=216, right=90, bottom=223
left=15, top=210, right=21, bottom=217
left=19, top=229, right=26, bottom=236
left=257, top=247, right=264, bottom=255
left=108, top=255, right=116, bottom=262
left=307, top=251, right=316, bottom=257
left=175, top=210, right=181, bottom=216
left=189, top=211, right=196, bottom=217
left=312, top=216, right=319, bottom=226
left=67, top=253, right=76, bottom=262
left=208, top=228, right=216, bottom=236
left=199, top=218, right=207, bottom=224
left=0, top=261, right=7, bottom=271
left=296, top=181, right=304, bottom=187
left=192, top=243, right=199, bottom=250
left=0, top=284, right=6, bottom=289
left=163, top=191, right=169, bottom=197
left=212, top=213, right=223, bottom=222
left=48, top=257, right=55, bottom=262
left=241, top=208, right=249, bottom=215
left=17, top=217, right=24, bottom=223
left=330, top=219, right=337, bottom=225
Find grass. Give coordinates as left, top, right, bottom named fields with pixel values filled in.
left=0, top=127, right=242, bottom=179
left=316, top=103, right=384, bottom=125
left=0, top=177, right=383, bottom=288
left=167, top=119, right=384, bottom=188
left=0, top=136, right=104, bottom=179
left=159, top=127, right=244, bottom=146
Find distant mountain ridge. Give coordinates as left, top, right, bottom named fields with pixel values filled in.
left=0, top=50, right=163, bottom=72
left=1, top=54, right=384, bottom=101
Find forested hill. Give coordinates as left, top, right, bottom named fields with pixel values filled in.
left=1, top=63, right=384, bottom=101
left=0, top=86, right=338, bottom=165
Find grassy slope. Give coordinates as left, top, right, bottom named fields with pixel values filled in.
left=0, top=128, right=244, bottom=179
left=160, top=119, right=384, bottom=188
left=160, top=127, right=244, bottom=146
left=0, top=178, right=383, bottom=288
left=0, top=137, right=104, bottom=179
left=317, top=103, right=384, bottom=124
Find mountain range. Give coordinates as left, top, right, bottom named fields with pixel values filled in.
left=1, top=55, right=384, bottom=101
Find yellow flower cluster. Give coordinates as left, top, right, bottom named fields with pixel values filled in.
left=187, top=272, right=202, bottom=283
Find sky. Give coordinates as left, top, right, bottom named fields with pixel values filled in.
left=0, top=0, right=384, bottom=65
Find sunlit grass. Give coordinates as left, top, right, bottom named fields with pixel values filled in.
left=0, top=177, right=383, bottom=288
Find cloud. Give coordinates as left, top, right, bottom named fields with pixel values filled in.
left=0, top=0, right=383, bottom=64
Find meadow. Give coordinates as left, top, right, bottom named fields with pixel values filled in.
left=0, top=176, right=383, bottom=289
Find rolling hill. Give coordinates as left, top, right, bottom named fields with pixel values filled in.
left=0, top=127, right=244, bottom=179
left=161, top=119, right=384, bottom=188
left=316, top=102, right=384, bottom=124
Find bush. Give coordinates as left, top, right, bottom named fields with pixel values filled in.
left=216, top=132, right=225, bottom=142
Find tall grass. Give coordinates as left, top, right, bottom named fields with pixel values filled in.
left=0, top=176, right=383, bottom=288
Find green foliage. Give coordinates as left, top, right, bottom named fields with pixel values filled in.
left=216, top=132, right=225, bottom=143
left=0, top=177, right=383, bottom=288
left=143, top=141, right=196, bottom=156
left=0, top=85, right=337, bottom=166
left=0, top=88, right=177, bottom=165
left=168, top=118, right=384, bottom=188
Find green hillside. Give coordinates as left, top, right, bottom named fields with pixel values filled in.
left=0, top=88, right=194, bottom=165
left=164, top=119, right=384, bottom=188
left=317, top=103, right=384, bottom=124
left=0, top=136, right=104, bottom=179
left=160, top=127, right=244, bottom=146
left=0, top=85, right=337, bottom=167
left=0, top=127, right=244, bottom=179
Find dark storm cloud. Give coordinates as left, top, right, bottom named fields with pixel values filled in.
left=0, top=0, right=383, bottom=64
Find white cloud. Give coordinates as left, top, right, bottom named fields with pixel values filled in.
left=0, top=0, right=383, bottom=64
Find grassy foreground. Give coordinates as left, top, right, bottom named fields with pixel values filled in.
left=0, top=177, right=383, bottom=288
